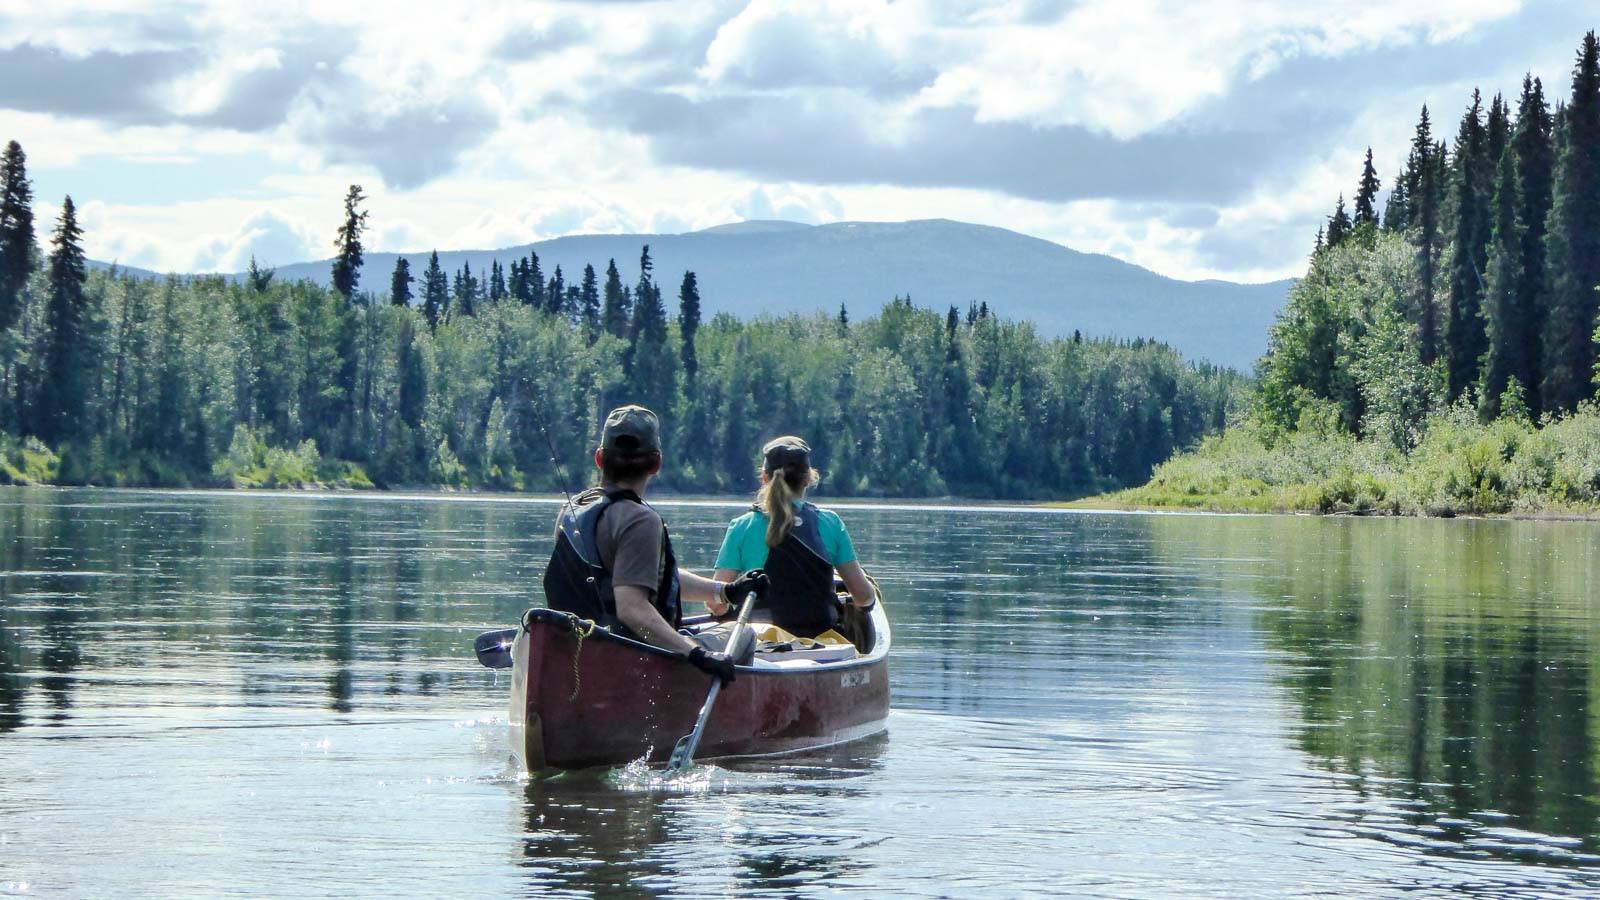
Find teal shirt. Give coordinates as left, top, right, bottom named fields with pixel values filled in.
left=715, top=503, right=858, bottom=572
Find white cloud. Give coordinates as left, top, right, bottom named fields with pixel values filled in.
left=0, top=0, right=1589, bottom=284
left=911, top=0, right=1526, bottom=137
left=703, top=0, right=925, bottom=92
left=200, top=209, right=320, bottom=272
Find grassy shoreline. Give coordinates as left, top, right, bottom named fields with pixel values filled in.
left=1052, top=495, right=1600, bottom=521
left=1059, top=402, right=1600, bottom=520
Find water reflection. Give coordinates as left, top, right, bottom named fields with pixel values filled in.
left=516, top=735, right=888, bottom=896
left=1151, top=515, right=1600, bottom=863
left=6, top=488, right=1600, bottom=895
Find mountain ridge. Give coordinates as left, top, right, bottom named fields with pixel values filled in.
left=93, top=218, right=1291, bottom=368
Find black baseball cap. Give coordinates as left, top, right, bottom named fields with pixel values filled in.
left=600, top=405, right=661, bottom=454
left=762, top=435, right=811, bottom=472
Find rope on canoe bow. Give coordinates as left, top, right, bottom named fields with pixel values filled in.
left=562, top=613, right=597, bottom=701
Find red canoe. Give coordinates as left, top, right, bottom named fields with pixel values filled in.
left=506, top=603, right=891, bottom=771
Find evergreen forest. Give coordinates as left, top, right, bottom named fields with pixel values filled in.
left=1114, top=31, right=1600, bottom=515
left=0, top=156, right=1244, bottom=498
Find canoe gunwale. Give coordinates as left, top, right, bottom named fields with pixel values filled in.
left=519, top=601, right=891, bottom=675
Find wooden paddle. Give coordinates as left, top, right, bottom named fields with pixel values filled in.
left=668, top=591, right=757, bottom=773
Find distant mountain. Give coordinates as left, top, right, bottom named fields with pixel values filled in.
left=110, top=219, right=1293, bottom=369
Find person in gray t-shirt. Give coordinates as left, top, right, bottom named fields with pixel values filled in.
left=544, top=405, right=765, bottom=684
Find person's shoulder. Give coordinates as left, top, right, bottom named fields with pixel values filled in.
left=607, top=495, right=662, bottom=529
left=807, top=504, right=846, bottom=525
left=569, top=487, right=606, bottom=510
left=726, top=509, right=760, bottom=531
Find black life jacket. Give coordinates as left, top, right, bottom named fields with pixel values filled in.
left=757, top=501, right=840, bottom=637
left=542, top=488, right=681, bottom=639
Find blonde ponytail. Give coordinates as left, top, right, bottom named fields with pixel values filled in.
left=755, top=463, right=820, bottom=547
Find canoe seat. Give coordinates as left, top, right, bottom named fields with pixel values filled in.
left=686, top=621, right=859, bottom=664
left=749, top=623, right=859, bottom=663
left=754, top=642, right=860, bottom=664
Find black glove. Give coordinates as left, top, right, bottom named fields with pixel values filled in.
left=687, top=646, right=737, bottom=684
left=723, top=569, right=769, bottom=606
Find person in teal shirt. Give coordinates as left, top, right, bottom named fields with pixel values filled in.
left=711, top=436, right=876, bottom=636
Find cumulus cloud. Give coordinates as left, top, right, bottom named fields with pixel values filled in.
left=0, top=43, right=199, bottom=123
left=196, top=209, right=320, bottom=272
left=601, top=89, right=1318, bottom=204
left=735, top=185, right=844, bottom=223
left=188, top=34, right=358, bottom=132
left=492, top=19, right=590, bottom=61
left=290, top=86, right=500, bottom=190
left=703, top=0, right=933, bottom=95
left=3, top=0, right=1595, bottom=282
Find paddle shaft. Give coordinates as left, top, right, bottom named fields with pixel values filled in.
left=668, top=591, right=757, bottom=772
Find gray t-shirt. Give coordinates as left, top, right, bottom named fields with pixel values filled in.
left=568, top=489, right=665, bottom=597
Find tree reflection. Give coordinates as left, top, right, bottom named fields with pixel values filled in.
left=516, top=736, right=886, bottom=895
left=0, top=582, right=26, bottom=733
left=1154, top=515, right=1600, bottom=856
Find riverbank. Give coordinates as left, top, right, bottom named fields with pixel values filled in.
left=1062, top=403, right=1600, bottom=519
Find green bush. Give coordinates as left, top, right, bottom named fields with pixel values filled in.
left=1097, top=403, right=1600, bottom=517
left=0, top=434, right=60, bottom=485
left=212, top=425, right=370, bottom=489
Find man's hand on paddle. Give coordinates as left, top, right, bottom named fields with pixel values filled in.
left=724, top=569, right=768, bottom=605
left=687, top=646, right=737, bottom=684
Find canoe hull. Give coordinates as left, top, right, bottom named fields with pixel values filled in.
left=509, top=607, right=890, bottom=770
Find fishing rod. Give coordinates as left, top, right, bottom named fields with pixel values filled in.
left=520, top=377, right=580, bottom=512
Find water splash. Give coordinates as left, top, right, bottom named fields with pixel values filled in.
left=604, top=749, right=726, bottom=793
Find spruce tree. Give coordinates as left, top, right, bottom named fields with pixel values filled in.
left=1325, top=195, right=1352, bottom=248
left=602, top=259, right=628, bottom=337
left=489, top=259, right=506, bottom=302
left=453, top=260, right=477, bottom=318
left=1512, top=74, right=1556, bottom=411
left=679, top=270, right=701, bottom=382
left=626, top=261, right=673, bottom=417
left=37, top=196, right=90, bottom=444
left=1486, top=93, right=1511, bottom=169
left=1542, top=32, right=1600, bottom=413
left=1354, top=148, right=1381, bottom=229
left=246, top=255, right=274, bottom=292
left=0, top=140, right=35, bottom=332
left=508, top=257, right=525, bottom=302
left=1480, top=148, right=1526, bottom=419
left=527, top=251, right=545, bottom=309
left=545, top=265, right=565, bottom=317
left=389, top=257, right=413, bottom=307
left=1406, top=106, right=1446, bottom=363
left=1383, top=167, right=1410, bottom=232
left=422, top=250, right=448, bottom=331
left=1445, top=90, right=1492, bottom=400
left=330, top=184, right=367, bottom=301
left=838, top=302, right=849, bottom=335
left=580, top=263, right=600, bottom=338
left=396, top=313, right=426, bottom=430
left=625, top=246, right=657, bottom=383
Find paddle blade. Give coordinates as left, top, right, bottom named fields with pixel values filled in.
left=667, top=733, right=696, bottom=772
left=474, top=627, right=518, bottom=669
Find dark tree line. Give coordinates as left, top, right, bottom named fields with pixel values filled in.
left=1272, top=30, right=1600, bottom=434
left=0, top=149, right=1246, bottom=497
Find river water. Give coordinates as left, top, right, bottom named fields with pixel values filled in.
left=2, top=488, right=1599, bottom=897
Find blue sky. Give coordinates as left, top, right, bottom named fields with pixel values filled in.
left=0, top=0, right=1594, bottom=281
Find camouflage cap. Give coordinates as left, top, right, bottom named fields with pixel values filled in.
left=600, top=405, right=661, bottom=454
